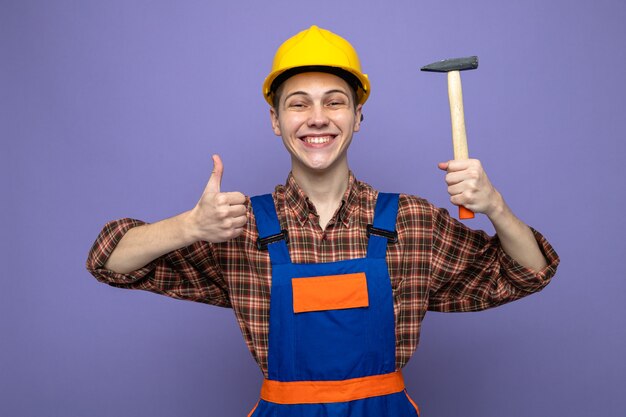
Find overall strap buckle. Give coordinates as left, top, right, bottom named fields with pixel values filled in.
left=366, top=193, right=400, bottom=259
left=257, top=229, right=289, bottom=250
left=366, top=224, right=398, bottom=243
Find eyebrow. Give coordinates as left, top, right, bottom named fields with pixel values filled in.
left=283, top=89, right=350, bottom=103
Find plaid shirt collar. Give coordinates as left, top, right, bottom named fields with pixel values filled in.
left=284, top=172, right=358, bottom=228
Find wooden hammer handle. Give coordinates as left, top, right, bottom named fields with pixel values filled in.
left=447, top=71, right=475, bottom=220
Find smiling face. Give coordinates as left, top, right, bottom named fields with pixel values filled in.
left=270, top=72, right=363, bottom=178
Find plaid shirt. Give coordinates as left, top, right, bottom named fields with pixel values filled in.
left=86, top=173, right=559, bottom=376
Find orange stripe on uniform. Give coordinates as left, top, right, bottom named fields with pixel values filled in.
left=246, top=400, right=259, bottom=417
left=292, top=272, right=369, bottom=313
left=404, top=389, right=420, bottom=416
left=260, top=371, right=405, bottom=404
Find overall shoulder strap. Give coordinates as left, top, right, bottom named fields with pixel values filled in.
left=250, top=194, right=291, bottom=265
left=366, top=193, right=400, bottom=259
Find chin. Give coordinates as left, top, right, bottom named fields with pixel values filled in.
left=305, top=165, right=330, bottom=173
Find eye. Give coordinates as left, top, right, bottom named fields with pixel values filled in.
left=326, top=97, right=348, bottom=108
left=287, top=101, right=307, bottom=109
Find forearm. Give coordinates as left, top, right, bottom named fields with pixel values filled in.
left=104, top=211, right=196, bottom=274
left=487, top=192, right=548, bottom=272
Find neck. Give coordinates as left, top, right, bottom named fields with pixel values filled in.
left=291, top=161, right=350, bottom=228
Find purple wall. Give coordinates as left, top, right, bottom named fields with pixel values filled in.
left=2, top=1, right=624, bottom=416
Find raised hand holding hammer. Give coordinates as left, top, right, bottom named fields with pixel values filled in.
left=422, top=56, right=479, bottom=219
left=437, top=158, right=501, bottom=218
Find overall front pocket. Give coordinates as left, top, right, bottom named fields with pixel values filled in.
left=292, top=272, right=369, bottom=313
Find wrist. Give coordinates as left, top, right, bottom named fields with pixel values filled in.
left=485, top=190, right=507, bottom=223
left=175, top=210, right=200, bottom=245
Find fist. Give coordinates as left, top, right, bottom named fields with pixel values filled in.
left=187, top=155, right=248, bottom=242
left=438, top=159, right=502, bottom=217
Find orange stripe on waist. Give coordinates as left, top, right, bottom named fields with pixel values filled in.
left=260, top=371, right=405, bottom=404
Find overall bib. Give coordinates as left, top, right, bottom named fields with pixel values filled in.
left=248, top=193, right=420, bottom=417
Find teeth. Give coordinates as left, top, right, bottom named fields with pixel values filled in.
left=303, top=136, right=332, bottom=144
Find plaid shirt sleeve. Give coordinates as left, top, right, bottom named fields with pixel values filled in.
left=85, top=218, right=231, bottom=308
left=427, top=204, right=560, bottom=312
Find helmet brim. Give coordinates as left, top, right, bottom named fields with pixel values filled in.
left=263, top=65, right=370, bottom=107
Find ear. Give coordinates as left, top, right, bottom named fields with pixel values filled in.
left=353, top=104, right=363, bottom=132
left=270, top=107, right=282, bottom=136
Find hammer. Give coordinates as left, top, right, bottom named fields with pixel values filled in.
left=421, top=56, right=479, bottom=220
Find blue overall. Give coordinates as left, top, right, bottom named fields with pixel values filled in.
left=248, top=193, right=419, bottom=417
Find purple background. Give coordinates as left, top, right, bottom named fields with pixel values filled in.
left=2, top=1, right=625, bottom=416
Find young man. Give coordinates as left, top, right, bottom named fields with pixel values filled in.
left=87, top=26, right=559, bottom=416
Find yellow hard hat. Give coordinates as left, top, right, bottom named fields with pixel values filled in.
left=263, top=25, right=370, bottom=106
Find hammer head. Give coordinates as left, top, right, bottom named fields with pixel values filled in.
left=421, top=56, right=479, bottom=72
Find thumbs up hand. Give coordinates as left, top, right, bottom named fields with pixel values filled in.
left=187, top=155, right=248, bottom=243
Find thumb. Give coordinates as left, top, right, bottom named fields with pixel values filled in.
left=438, top=161, right=449, bottom=171
left=205, top=154, right=223, bottom=193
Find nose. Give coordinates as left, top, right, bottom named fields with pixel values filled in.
left=307, top=104, right=330, bottom=128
